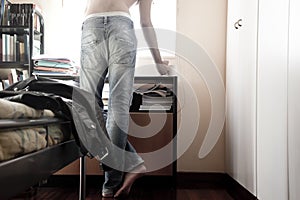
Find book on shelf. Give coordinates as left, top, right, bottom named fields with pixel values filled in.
left=10, top=68, right=17, bottom=83
left=9, top=34, right=17, bottom=61
left=1, top=3, right=35, bottom=26
left=0, top=0, right=9, bottom=26
left=0, top=0, right=5, bottom=25
left=22, top=69, right=28, bottom=79
left=7, top=71, right=13, bottom=84
left=1, top=79, right=10, bottom=90
left=139, top=105, right=172, bottom=111
left=0, top=79, right=3, bottom=91
left=1, top=33, right=28, bottom=62
left=0, top=37, right=2, bottom=61
left=3, top=79, right=9, bottom=87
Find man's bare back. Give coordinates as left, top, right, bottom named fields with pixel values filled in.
left=84, top=0, right=169, bottom=77
left=85, top=0, right=138, bottom=16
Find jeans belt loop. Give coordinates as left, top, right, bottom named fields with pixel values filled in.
left=104, top=16, right=108, bottom=25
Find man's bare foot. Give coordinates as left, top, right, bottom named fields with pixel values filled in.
left=114, top=164, right=146, bottom=198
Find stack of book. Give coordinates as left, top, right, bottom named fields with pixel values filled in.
left=32, top=55, right=79, bottom=77
left=134, top=84, right=173, bottom=111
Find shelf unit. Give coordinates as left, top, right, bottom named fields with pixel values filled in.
left=0, top=0, right=44, bottom=80
left=129, top=76, right=177, bottom=177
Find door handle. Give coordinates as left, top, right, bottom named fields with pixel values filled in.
left=234, top=19, right=242, bottom=29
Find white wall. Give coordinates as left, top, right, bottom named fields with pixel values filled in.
left=288, top=0, right=300, bottom=199
left=176, top=0, right=227, bottom=172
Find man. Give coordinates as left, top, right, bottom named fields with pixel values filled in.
left=80, top=0, right=169, bottom=198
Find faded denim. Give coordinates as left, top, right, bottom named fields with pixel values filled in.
left=80, top=14, right=144, bottom=194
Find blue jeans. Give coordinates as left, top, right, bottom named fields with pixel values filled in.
left=80, top=14, right=144, bottom=193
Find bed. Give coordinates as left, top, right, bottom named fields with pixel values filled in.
left=0, top=90, right=86, bottom=200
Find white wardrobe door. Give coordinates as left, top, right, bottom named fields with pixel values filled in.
left=256, top=0, right=290, bottom=199
left=288, top=0, right=300, bottom=199
left=225, top=0, right=258, bottom=195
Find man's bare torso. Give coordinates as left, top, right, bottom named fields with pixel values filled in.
left=85, top=0, right=138, bottom=16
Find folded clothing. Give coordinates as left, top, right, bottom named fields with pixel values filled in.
left=0, top=99, right=54, bottom=119
left=0, top=127, right=47, bottom=161
left=0, top=124, right=66, bottom=162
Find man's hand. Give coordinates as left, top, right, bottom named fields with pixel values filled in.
left=156, top=60, right=170, bottom=75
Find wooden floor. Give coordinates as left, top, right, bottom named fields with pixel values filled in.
left=10, top=176, right=235, bottom=200
left=11, top=186, right=234, bottom=200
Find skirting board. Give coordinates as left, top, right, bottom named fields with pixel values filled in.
left=176, top=172, right=258, bottom=200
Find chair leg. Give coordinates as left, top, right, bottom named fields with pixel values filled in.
left=79, top=156, right=86, bottom=200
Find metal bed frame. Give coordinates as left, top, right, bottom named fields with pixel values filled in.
left=0, top=118, right=86, bottom=200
